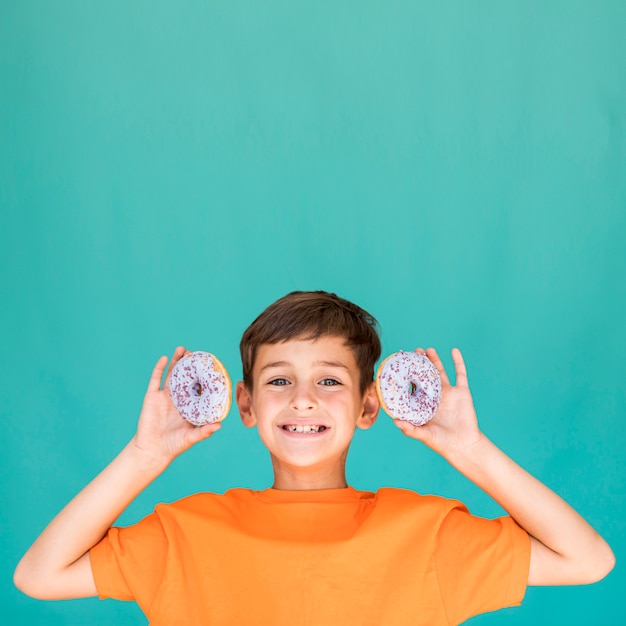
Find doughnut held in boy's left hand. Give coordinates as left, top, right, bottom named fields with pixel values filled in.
left=376, top=351, right=442, bottom=426
left=169, top=351, right=232, bottom=426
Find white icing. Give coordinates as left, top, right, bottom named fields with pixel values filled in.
left=378, top=351, right=442, bottom=425
left=170, top=351, right=230, bottom=426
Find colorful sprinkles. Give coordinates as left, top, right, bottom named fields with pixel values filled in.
left=169, top=351, right=230, bottom=426
left=377, top=351, right=442, bottom=426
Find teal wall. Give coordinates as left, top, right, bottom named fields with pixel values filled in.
left=2, top=2, right=624, bottom=624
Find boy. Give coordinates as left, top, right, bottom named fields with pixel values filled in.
left=14, top=291, right=615, bottom=625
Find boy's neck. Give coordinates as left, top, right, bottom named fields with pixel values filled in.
left=271, top=459, right=349, bottom=491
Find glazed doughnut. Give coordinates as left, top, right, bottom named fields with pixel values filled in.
left=169, top=351, right=232, bottom=426
left=376, top=351, right=442, bottom=426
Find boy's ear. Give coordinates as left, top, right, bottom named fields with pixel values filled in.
left=357, top=382, right=380, bottom=430
left=236, top=381, right=257, bottom=428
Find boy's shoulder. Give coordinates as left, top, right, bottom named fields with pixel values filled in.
left=153, top=489, right=256, bottom=515
left=373, top=487, right=471, bottom=522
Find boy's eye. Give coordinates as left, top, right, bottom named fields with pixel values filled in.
left=268, top=378, right=290, bottom=386
left=320, top=378, right=340, bottom=386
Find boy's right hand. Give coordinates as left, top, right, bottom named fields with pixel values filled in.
left=131, top=346, right=222, bottom=467
left=393, top=348, right=482, bottom=453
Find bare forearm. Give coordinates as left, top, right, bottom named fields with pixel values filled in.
left=14, top=349, right=221, bottom=600
left=448, top=435, right=615, bottom=585
left=14, top=440, right=169, bottom=599
left=399, top=348, right=615, bottom=585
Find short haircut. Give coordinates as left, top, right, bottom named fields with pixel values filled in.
left=240, top=291, right=381, bottom=394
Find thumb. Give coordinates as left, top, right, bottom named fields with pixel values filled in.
left=187, top=421, right=222, bottom=446
left=394, top=418, right=427, bottom=440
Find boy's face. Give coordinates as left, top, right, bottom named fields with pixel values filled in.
left=236, top=335, right=379, bottom=489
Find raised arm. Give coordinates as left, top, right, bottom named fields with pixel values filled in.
left=13, top=347, right=221, bottom=600
left=395, top=347, right=615, bottom=586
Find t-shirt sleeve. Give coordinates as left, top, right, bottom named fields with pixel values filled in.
left=89, top=510, right=169, bottom=608
left=434, top=505, right=530, bottom=625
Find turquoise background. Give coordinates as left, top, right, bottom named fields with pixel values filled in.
left=2, top=1, right=624, bottom=624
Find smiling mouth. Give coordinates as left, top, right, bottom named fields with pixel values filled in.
left=281, top=425, right=328, bottom=434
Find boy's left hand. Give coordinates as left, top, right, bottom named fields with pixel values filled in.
left=396, top=348, right=616, bottom=586
left=394, top=348, right=485, bottom=461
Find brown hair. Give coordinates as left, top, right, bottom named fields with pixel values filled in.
left=240, top=291, right=381, bottom=394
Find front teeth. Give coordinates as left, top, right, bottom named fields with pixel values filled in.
left=284, top=425, right=326, bottom=433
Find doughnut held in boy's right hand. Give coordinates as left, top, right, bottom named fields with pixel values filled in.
left=169, top=351, right=231, bottom=426
left=376, top=350, right=442, bottom=425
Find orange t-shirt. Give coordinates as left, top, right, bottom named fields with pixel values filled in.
left=90, top=487, right=529, bottom=626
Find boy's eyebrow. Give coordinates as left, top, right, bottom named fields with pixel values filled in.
left=259, top=361, right=291, bottom=373
left=258, top=360, right=350, bottom=373
left=314, top=360, right=350, bottom=370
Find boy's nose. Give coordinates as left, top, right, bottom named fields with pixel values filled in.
left=290, top=383, right=317, bottom=411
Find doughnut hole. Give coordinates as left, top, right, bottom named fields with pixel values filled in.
left=409, top=381, right=423, bottom=398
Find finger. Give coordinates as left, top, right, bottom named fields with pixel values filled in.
left=148, top=355, right=169, bottom=392
left=425, top=347, right=451, bottom=387
left=163, top=346, right=186, bottom=390
left=394, top=418, right=428, bottom=441
left=451, top=348, right=469, bottom=389
left=413, top=348, right=426, bottom=355
left=187, top=421, right=222, bottom=445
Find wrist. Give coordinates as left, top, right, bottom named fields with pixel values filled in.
left=444, top=432, right=492, bottom=473
left=125, top=438, right=172, bottom=476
